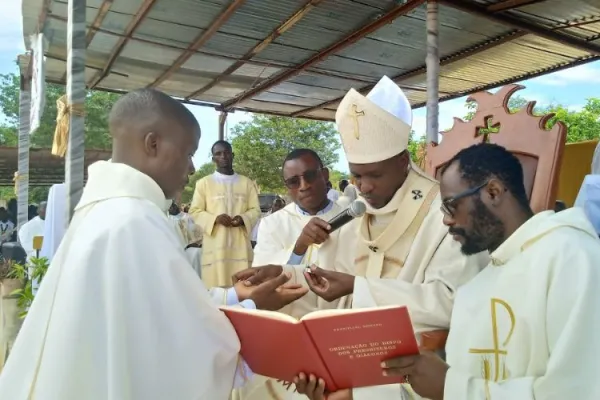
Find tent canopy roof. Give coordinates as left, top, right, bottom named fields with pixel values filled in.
left=20, top=0, right=600, bottom=121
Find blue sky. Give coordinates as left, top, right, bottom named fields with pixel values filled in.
left=2, top=1, right=600, bottom=173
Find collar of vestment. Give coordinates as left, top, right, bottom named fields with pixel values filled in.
left=76, top=161, right=171, bottom=213
left=490, top=208, right=598, bottom=266
left=294, top=200, right=334, bottom=216
left=359, top=168, right=439, bottom=254
left=212, top=171, right=239, bottom=183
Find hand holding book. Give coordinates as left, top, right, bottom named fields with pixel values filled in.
left=294, top=373, right=351, bottom=400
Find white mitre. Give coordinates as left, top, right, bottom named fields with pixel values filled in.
left=335, top=76, right=412, bottom=164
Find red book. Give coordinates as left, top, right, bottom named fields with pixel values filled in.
left=220, top=305, right=419, bottom=392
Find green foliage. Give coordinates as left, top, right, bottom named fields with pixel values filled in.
left=463, top=94, right=600, bottom=143
left=543, top=99, right=600, bottom=143
left=0, top=125, right=17, bottom=146
left=8, top=256, right=50, bottom=319
left=0, top=72, right=119, bottom=149
left=0, top=186, right=51, bottom=204
left=407, top=130, right=426, bottom=165
left=463, top=95, right=530, bottom=122
left=229, top=115, right=340, bottom=193
left=328, top=169, right=349, bottom=190
left=181, top=162, right=216, bottom=203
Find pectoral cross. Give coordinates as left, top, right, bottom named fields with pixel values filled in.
left=349, top=104, right=365, bottom=139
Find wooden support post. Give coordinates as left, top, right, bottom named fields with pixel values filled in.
left=218, top=111, right=228, bottom=141
left=17, top=77, right=31, bottom=231
left=65, top=0, right=87, bottom=221
left=426, top=0, right=440, bottom=145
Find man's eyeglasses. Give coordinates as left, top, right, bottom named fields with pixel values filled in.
left=441, top=181, right=489, bottom=217
left=284, top=169, right=322, bottom=190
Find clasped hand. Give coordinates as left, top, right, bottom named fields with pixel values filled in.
left=232, top=265, right=308, bottom=310
left=216, top=214, right=244, bottom=227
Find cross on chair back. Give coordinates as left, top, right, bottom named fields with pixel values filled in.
left=425, top=84, right=566, bottom=212
left=420, top=84, right=567, bottom=354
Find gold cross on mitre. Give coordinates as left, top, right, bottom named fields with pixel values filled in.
left=349, top=104, right=365, bottom=139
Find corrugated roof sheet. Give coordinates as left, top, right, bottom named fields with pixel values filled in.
left=21, top=0, right=600, bottom=121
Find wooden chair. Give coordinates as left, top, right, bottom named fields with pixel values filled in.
left=420, top=84, right=567, bottom=352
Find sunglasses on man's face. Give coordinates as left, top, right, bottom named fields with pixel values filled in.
left=284, top=168, right=322, bottom=190
left=441, top=181, right=489, bottom=217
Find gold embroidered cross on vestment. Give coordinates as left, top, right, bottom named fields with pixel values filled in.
left=349, top=104, right=365, bottom=139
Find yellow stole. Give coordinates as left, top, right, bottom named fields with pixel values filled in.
left=355, top=170, right=440, bottom=279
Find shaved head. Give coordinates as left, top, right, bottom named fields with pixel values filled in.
left=38, top=201, right=47, bottom=220
left=109, top=89, right=201, bottom=199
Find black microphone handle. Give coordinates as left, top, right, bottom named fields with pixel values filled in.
left=328, top=212, right=355, bottom=232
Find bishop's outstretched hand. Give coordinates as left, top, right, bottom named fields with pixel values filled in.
left=303, top=265, right=355, bottom=302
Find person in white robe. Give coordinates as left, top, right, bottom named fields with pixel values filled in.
left=574, top=140, right=600, bottom=236
left=336, top=179, right=358, bottom=208
left=242, top=78, right=489, bottom=400
left=18, top=201, right=46, bottom=261
left=369, top=143, right=600, bottom=399
left=0, top=89, right=307, bottom=400
left=232, top=149, right=352, bottom=400
left=168, top=200, right=204, bottom=276
left=39, top=183, right=67, bottom=262
left=251, top=197, right=285, bottom=246
left=326, top=181, right=340, bottom=202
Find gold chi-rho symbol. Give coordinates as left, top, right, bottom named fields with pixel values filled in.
left=349, top=104, right=365, bottom=139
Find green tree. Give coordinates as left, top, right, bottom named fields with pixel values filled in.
left=0, top=186, right=50, bottom=206
left=0, top=125, right=17, bottom=146
left=181, top=162, right=216, bottom=203
left=407, top=130, right=426, bottom=165
left=229, top=115, right=340, bottom=193
left=328, top=170, right=349, bottom=190
left=0, top=72, right=119, bottom=149
left=463, top=95, right=530, bottom=122
left=543, top=99, right=600, bottom=143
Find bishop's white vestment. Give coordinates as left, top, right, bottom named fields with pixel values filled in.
left=0, top=161, right=251, bottom=400
left=443, top=208, right=600, bottom=399
left=327, top=75, right=488, bottom=400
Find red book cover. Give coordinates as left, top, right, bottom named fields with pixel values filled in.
left=221, top=305, right=419, bottom=391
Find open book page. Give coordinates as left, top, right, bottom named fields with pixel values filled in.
left=303, top=306, right=419, bottom=390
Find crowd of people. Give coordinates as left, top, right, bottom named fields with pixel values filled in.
left=0, top=75, right=599, bottom=400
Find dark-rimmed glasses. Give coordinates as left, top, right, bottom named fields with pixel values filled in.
left=441, top=181, right=489, bottom=217
left=284, top=168, right=322, bottom=190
